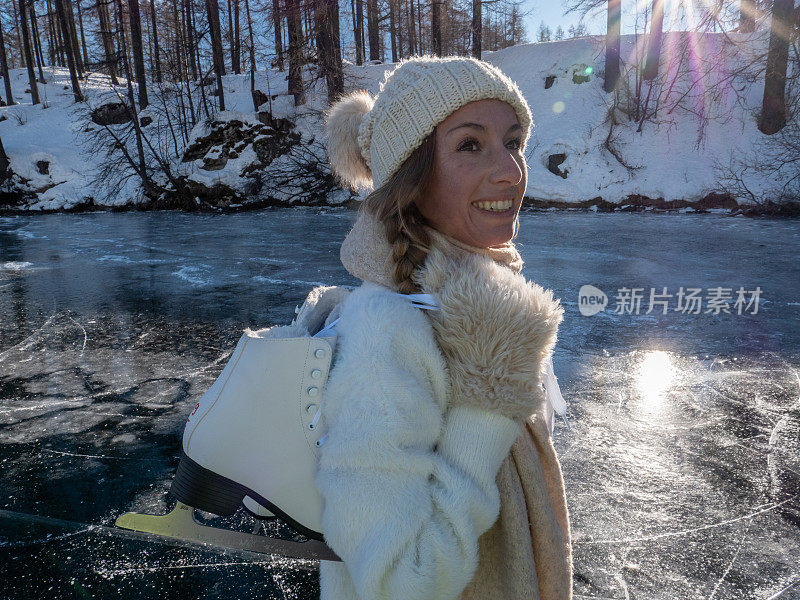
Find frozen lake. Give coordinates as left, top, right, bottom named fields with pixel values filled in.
left=0, top=209, right=798, bottom=599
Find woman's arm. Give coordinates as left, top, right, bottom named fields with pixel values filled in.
left=315, top=291, right=520, bottom=600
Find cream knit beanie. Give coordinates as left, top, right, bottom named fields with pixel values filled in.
left=324, top=55, right=532, bottom=190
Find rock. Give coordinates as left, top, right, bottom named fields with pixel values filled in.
left=140, top=116, right=153, bottom=127
left=35, top=160, right=49, bottom=175
left=91, top=102, right=133, bottom=126
left=545, top=75, right=556, bottom=89
left=572, top=64, right=591, bottom=84
left=252, top=89, right=268, bottom=109
left=548, top=153, right=569, bottom=178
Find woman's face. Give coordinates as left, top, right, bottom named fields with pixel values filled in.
left=418, top=99, right=527, bottom=249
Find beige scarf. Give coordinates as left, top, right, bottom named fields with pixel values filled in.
left=340, top=210, right=573, bottom=600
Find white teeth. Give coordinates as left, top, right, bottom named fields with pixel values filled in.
left=472, top=200, right=513, bottom=212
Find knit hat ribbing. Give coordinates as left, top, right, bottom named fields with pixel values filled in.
left=325, top=55, right=532, bottom=191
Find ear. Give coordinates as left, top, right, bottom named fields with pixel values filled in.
left=324, top=90, right=374, bottom=190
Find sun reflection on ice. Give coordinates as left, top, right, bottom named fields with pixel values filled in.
left=635, top=350, right=676, bottom=413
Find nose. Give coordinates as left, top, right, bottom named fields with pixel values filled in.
left=490, top=144, right=524, bottom=187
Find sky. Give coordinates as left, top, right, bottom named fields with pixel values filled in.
left=520, top=0, right=707, bottom=40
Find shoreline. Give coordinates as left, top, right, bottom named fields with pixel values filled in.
left=2, top=192, right=799, bottom=218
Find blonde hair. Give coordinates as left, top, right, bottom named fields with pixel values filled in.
left=361, top=132, right=437, bottom=294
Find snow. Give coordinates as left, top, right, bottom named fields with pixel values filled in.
left=0, top=31, right=790, bottom=210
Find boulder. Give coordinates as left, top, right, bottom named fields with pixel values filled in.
left=91, top=102, right=133, bottom=126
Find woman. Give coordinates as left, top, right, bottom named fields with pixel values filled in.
left=317, top=55, right=572, bottom=600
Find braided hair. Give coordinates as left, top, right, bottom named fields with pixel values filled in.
left=361, top=132, right=437, bottom=294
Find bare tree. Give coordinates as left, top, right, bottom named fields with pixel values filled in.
left=0, top=20, right=14, bottom=105
left=97, top=0, right=120, bottom=83
left=28, top=1, right=46, bottom=82
left=285, top=0, right=303, bottom=104
left=643, top=0, right=664, bottom=80
left=206, top=0, right=226, bottom=109
left=129, top=0, right=149, bottom=107
left=19, top=0, right=40, bottom=104
left=738, top=0, right=755, bottom=33
left=76, top=0, right=89, bottom=65
left=367, top=0, right=378, bottom=59
left=272, top=0, right=283, bottom=70
left=604, top=0, right=621, bottom=92
left=471, top=0, right=480, bottom=57
left=315, top=0, right=343, bottom=102
left=54, top=0, right=83, bottom=100
left=150, top=0, right=162, bottom=81
left=431, top=0, right=441, bottom=55
left=758, top=0, right=794, bottom=134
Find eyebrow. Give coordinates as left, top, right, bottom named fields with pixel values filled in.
left=446, top=122, right=522, bottom=135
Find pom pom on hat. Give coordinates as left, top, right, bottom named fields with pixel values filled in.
left=324, top=90, right=374, bottom=190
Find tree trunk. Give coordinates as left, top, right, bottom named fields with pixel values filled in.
left=54, top=0, right=66, bottom=66
left=285, top=0, right=303, bottom=104
left=98, top=0, right=119, bottom=83
left=0, top=135, right=10, bottom=182
left=183, top=0, right=197, bottom=81
left=0, top=20, right=15, bottom=104
left=244, top=0, right=259, bottom=110
left=354, top=0, right=364, bottom=64
left=76, top=0, right=89, bottom=65
left=407, top=0, right=415, bottom=55
left=227, top=0, right=233, bottom=71
left=389, top=0, right=397, bottom=61
left=318, top=0, right=342, bottom=101
left=28, top=1, right=46, bottom=82
left=431, top=0, right=441, bottom=56
left=13, top=0, right=25, bottom=68
left=642, top=0, right=663, bottom=80
left=128, top=0, right=148, bottom=106
left=171, top=0, right=185, bottom=82
left=45, top=0, right=56, bottom=67
left=471, top=0, right=480, bottom=58
left=114, top=0, right=152, bottom=194
left=233, top=0, right=240, bottom=73
left=738, top=0, right=755, bottom=33
left=150, top=0, right=162, bottom=82
left=19, top=0, right=39, bottom=103
left=54, top=0, right=83, bottom=100
left=604, top=0, right=621, bottom=93
left=67, top=0, right=84, bottom=75
left=367, top=0, right=378, bottom=60
left=758, top=0, right=793, bottom=134
left=205, top=0, right=226, bottom=108
left=272, top=0, right=283, bottom=70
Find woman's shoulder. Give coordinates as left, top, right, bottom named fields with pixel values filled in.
left=337, top=280, right=433, bottom=336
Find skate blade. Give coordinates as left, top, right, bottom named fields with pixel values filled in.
left=115, top=502, right=341, bottom=561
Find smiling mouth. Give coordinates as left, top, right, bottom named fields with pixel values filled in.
left=471, top=199, right=514, bottom=212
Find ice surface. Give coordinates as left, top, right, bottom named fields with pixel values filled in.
left=0, top=209, right=798, bottom=599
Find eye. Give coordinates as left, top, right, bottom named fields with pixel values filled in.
left=457, top=138, right=479, bottom=152
left=505, top=138, right=522, bottom=150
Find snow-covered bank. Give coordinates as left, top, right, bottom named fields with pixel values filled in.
left=0, top=32, right=797, bottom=213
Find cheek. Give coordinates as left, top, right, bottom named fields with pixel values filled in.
left=434, top=155, right=478, bottom=198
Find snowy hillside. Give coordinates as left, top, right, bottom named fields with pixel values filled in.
left=0, top=32, right=792, bottom=212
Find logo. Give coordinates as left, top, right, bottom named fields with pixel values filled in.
left=578, top=285, right=608, bottom=316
